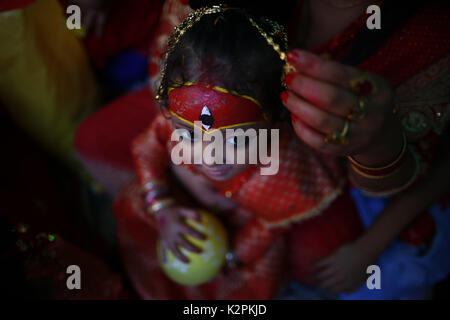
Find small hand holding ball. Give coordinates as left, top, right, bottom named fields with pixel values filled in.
left=157, top=210, right=228, bottom=286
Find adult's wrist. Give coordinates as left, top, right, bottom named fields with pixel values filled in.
left=346, top=116, right=421, bottom=196
left=353, top=234, right=386, bottom=265
left=349, top=147, right=418, bottom=197
left=352, top=118, right=404, bottom=168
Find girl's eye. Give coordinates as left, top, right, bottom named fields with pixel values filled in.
left=179, top=129, right=198, bottom=142
left=226, top=136, right=250, bottom=147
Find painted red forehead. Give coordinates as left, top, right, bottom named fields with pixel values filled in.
left=168, top=83, right=265, bottom=132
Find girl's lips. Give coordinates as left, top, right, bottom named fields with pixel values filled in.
left=203, top=166, right=230, bottom=177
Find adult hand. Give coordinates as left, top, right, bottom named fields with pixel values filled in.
left=154, top=206, right=206, bottom=264
left=282, top=49, right=401, bottom=161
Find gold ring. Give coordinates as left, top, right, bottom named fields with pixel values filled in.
left=347, top=97, right=366, bottom=120
left=347, top=74, right=376, bottom=121
left=324, top=120, right=350, bottom=145
left=350, top=74, right=377, bottom=96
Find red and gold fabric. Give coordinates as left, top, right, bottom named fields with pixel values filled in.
left=112, top=0, right=450, bottom=299
left=115, top=108, right=348, bottom=299
left=80, top=0, right=164, bottom=69
left=303, top=0, right=450, bottom=248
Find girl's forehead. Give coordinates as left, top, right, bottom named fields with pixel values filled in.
left=168, top=83, right=267, bottom=133
left=171, top=116, right=266, bottom=132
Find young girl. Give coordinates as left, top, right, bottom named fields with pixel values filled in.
left=113, top=4, right=363, bottom=299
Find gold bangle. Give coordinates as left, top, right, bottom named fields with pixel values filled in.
left=147, top=198, right=175, bottom=215
left=355, top=146, right=421, bottom=197
left=349, top=163, right=397, bottom=180
left=348, top=131, right=407, bottom=172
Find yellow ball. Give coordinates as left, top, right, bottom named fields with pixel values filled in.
left=158, top=210, right=228, bottom=286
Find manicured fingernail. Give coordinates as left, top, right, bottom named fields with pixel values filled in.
left=287, top=51, right=299, bottom=64
left=291, top=113, right=298, bottom=123
left=289, top=50, right=311, bottom=67
left=285, top=73, right=295, bottom=86
left=280, top=91, right=288, bottom=104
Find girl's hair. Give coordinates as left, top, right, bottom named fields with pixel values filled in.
left=159, top=5, right=293, bottom=122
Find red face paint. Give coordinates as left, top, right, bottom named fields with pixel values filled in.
left=168, top=83, right=266, bottom=133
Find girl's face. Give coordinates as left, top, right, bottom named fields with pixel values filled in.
left=171, top=117, right=268, bottom=181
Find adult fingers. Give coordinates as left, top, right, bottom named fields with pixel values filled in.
left=286, top=73, right=358, bottom=117
left=287, top=49, right=360, bottom=89
left=283, top=90, right=346, bottom=135
left=291, top=117, right=342, bottom=155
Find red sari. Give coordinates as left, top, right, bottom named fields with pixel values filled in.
left=113, top=1, right=450, bottom=299
left=65, top=0, right=450, bottom=299
left=113, top=109, right=365, bottom=299
left=288, top=0, right=450, bottom=282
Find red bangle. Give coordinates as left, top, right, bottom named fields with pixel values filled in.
left=348, top=131, right=407, bottom=179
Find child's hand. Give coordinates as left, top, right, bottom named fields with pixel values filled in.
left=312, top=242, right=374, bottom=294
left=154, top=207, right=206, bottom=264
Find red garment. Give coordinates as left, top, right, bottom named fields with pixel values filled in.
left=114, top=181, right=288, bottom=299
left=305, top=1, right=450, bottom=247
left=357, top=2, right=450, bottom=87
left=75, top=88, right=158, bottom=170
left=76, top=1, right=450, bottom=299
left=75, top=0, right=192, bottom=172
left=147, top=0, right=193, bottom=87
left=0, top=0, right=35, bottom=12
left=114, top=110, right=357, bottom=299
left=288, top=190, right=363, bottom=284
left=132, top=115, right=345, bottom=227
left=81, top=0, right=164, bottom=68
